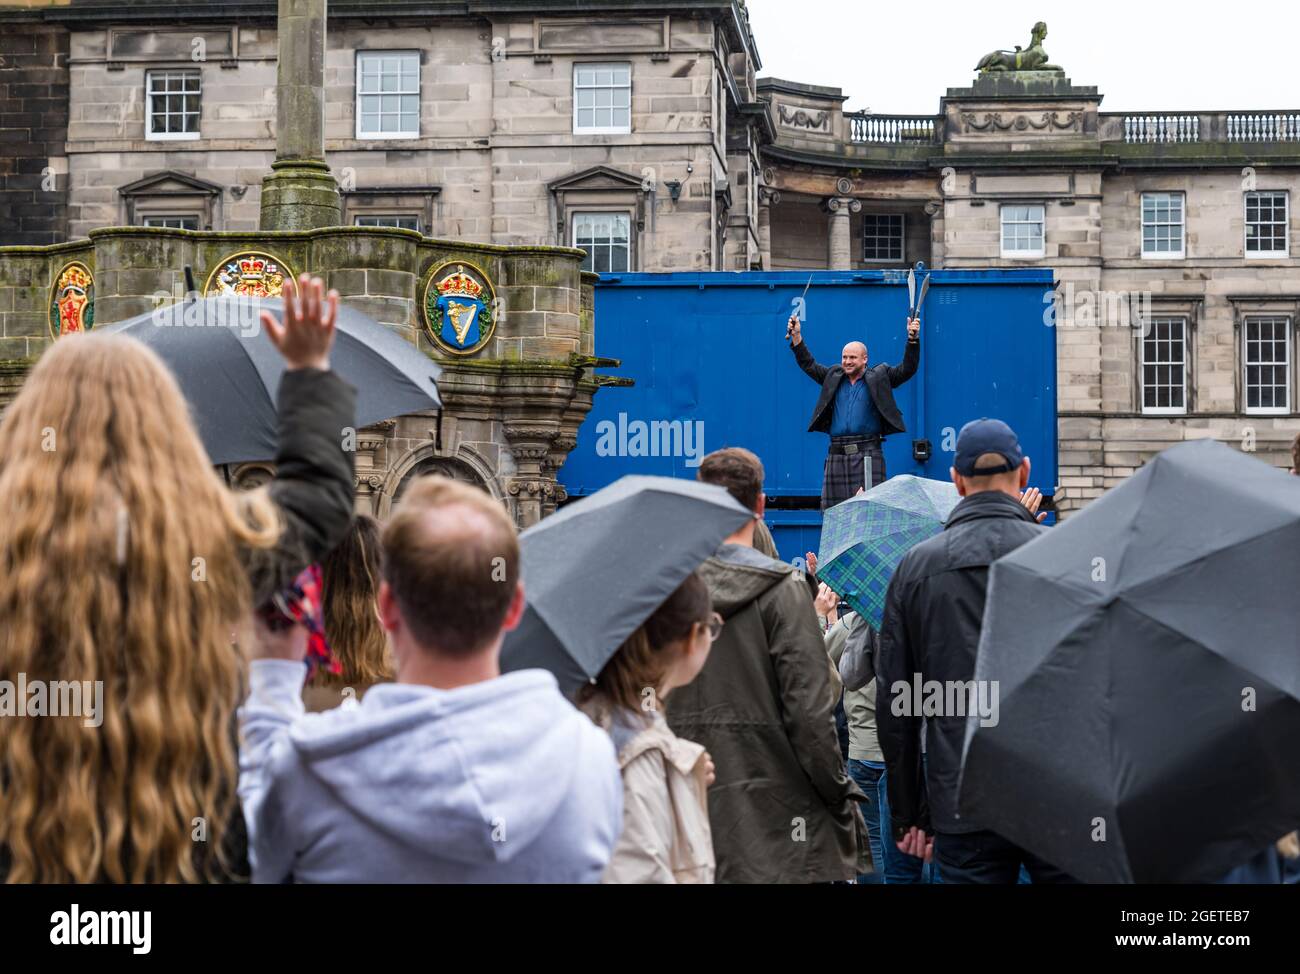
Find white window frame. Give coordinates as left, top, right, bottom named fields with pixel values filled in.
left=1140, top=315, right=1190, bottom=415
left=354, top=214, right=422, bottom=231
left=862, top=213, right=906, bottom=263
left=572, top=211, right=632, bottom=273
left=1242, top=314, right=1292, bottom=415
left=145, top=69, right=201, bottom=142
left=142, top=214, right=200, bottom=229
left=573, top=62, right=632, bottom=135
left=1244, top=191, right=1289, bottom=259
left=1141, top=191, right=1186, bottom=260
left=355, top=50, right=420, bottom=140
left=1000, top=204, right=1045, bottom=258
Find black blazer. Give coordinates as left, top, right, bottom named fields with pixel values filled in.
left=792, top=337, right=919, bottom=436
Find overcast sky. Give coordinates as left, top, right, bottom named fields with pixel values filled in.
left=744, top=0, right=1300, bottom=114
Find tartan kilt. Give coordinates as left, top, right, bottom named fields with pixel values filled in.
left=821, top=446, right=886, bottom=511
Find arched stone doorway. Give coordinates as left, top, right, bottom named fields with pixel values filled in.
left=375, top=445, right=500, bottom=520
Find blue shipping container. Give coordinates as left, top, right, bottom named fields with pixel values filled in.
left=560, top=268, right=1058, bottom=561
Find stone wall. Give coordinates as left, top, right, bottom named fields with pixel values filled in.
left=0, top=226, right=600, bottom=527
left=0, top=23, right=69, bottom=245
left=55, top=14, right=758, bottom=271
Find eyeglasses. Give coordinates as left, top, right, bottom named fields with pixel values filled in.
left=706, top=613, right=724, bottom=641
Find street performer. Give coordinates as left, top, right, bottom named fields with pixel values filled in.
left=787, top=312, right=920, bottom=509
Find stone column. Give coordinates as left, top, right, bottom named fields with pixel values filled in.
left=758, top=187, right=780, bottom=271
left=826, top=196, right=860, bottom=270
left=260, top=0, right=341, bottom=230
left=351, top=423, right=393, bottom=515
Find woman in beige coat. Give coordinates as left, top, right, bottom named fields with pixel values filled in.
left=579, top=572, right=721, bottom=884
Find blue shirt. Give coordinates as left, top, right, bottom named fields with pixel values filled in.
left=830, top=373, right=882, bottom=437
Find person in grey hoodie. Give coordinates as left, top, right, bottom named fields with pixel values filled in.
left=239, top=476, right=623, bottom=883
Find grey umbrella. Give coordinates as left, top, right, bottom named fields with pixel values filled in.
left=958, top=438, right=1300, bottom=883
left=100, top=295, right=441, bottom=465
left=500, top=475, right=754, bottom=695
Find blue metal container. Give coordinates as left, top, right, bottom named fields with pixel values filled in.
left=561, top=268, right=1058, bottom=561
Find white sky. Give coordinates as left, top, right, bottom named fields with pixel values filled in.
left=744, top=0, right=1300, bottom=113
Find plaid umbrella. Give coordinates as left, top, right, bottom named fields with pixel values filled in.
left=816, top=475, right=960, bottom=629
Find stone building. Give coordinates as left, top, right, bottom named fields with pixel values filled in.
left=758, top=69, right=1300, bottom=508
left=2, top=3, right=1298, bottom=512
left=0, top=0, right=765, bottom=269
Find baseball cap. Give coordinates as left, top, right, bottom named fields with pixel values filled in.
left=954, top=418, right=1025, bottom=476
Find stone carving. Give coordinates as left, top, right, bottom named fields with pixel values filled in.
left=975, top=21, right=1062, bottom=73
left=422, top=260, right=497, bottom=356
left=835, top=177, right=854, bottom=196
left=778, top=104, right=830, bottom=132
left=507, top=479, right=561, bottom=499
left=48, top=261, right=94, bottom=338
left=205, top=251, right=292, bottom=298
left=961, top=111, right=1082, bottom=133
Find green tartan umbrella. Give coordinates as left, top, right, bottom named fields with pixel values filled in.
left=816, top=475, right=960, bottom=629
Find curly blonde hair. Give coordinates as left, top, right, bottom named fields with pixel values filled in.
left=0, top=332, right=279, bottom=883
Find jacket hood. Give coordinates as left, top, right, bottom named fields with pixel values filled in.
left=284, top=669, right=604, bottom=866
left=698, top=542, right=796, bottom=617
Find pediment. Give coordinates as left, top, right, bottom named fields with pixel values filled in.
left=547, top=165, right=646, bottom=194
left=118, top=170, right=224, bottom=197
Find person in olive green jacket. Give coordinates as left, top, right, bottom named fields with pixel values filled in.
left=666, top=447, right=864, bottom=884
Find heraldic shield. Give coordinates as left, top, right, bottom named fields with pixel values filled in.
left=423, top=261, right=496, bottom=355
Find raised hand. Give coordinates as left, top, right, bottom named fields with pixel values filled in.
left=1019, top=487, right=1048, bottom=523
left=262, top=272, right=339, bottom=372
left=907, top=317, right=920, bottom=340
left=814, top=582, right=839, bottom=620
left=786, top=314, right=803, bottom=347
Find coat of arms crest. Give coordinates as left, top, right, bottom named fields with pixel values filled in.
left=48, top=261, right=95, bottom=339
left=422, top=261, right=497, bottom=355
left=205, top=251, right=292, bottom=298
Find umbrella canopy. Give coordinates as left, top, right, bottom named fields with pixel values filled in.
left=816, top=475, right=960, bottom=629
left=500, top=475, right=753, bottom=695
left=959, top=438, right=1300, bottom=883
left=101, top=296, right=441, bottom=465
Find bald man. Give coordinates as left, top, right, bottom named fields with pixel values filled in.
left=787, top=313, right=920, bottom=509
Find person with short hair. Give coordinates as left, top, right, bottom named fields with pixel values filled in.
left=240, top=476, right=623, bottom=883
left=876, top=418, right=1070, bottom=883
left=666, top=447, right=865, bottom=883
left=787, top=312, right=920, bottom=508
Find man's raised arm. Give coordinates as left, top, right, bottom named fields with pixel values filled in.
left=885, top=317, right=921, bottom=388
left=787, top=314, right=828, bottom=384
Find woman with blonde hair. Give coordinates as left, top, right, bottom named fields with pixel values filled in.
left=578, top=571, right=721, bottom=884
left=302, top=513, right=394, bottom=712
left=0, top=275, right=356, bottom=883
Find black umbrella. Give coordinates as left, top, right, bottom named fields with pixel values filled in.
left=500, top=475, right=753, bottom=694
left=958, top=438, right=1300, bottom=883
left=100, top=295, right=441, bottom=465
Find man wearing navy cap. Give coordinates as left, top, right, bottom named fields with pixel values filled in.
left=875, top=419, right=1073, bottom=883
left=787, top=313, right=920, bottom=509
